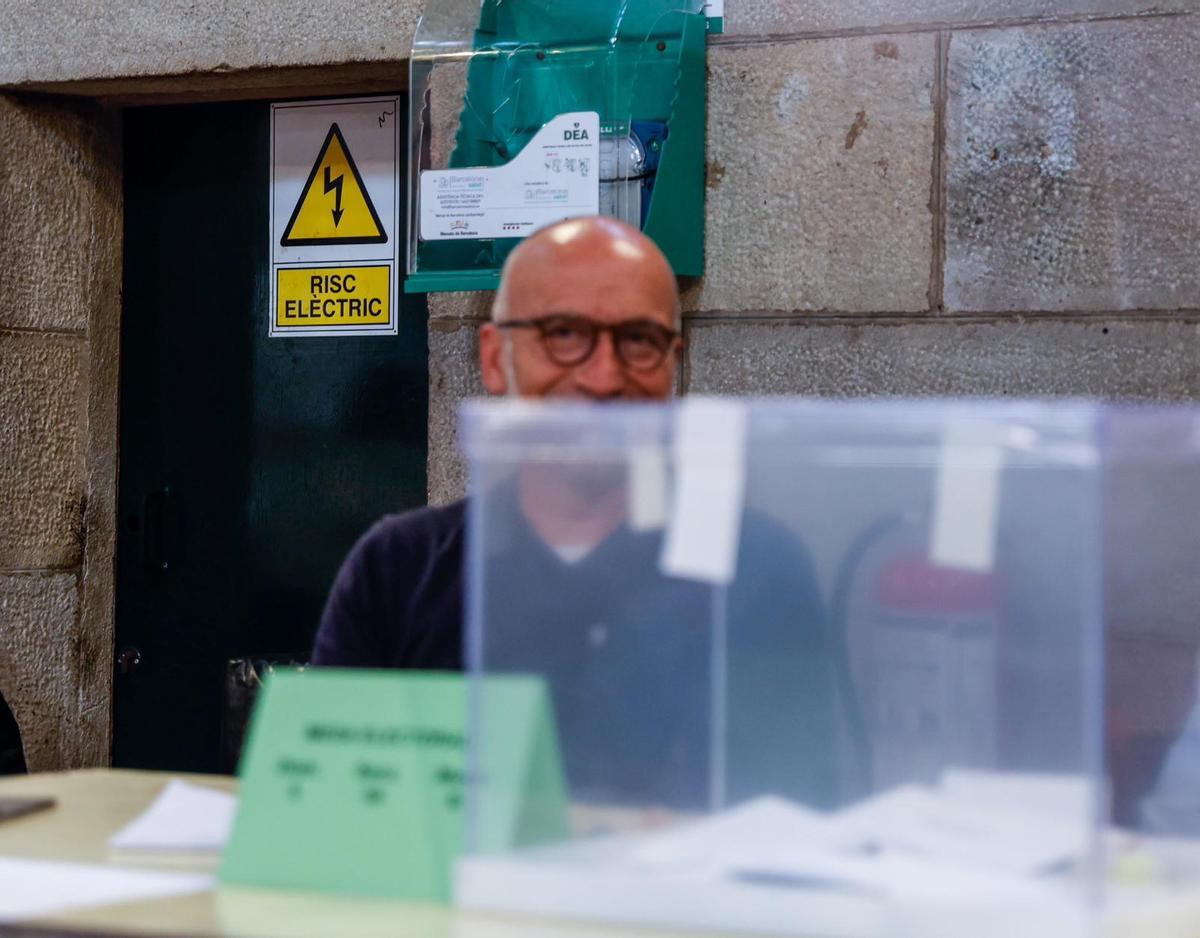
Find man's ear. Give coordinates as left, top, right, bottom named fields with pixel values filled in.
left=478, top=322, right=509, bottom=395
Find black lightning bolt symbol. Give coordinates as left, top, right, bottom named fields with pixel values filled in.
left=323, top=165, right=344, bottom=227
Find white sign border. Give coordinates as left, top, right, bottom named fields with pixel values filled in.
left=268, top=95, right=401, bottom=339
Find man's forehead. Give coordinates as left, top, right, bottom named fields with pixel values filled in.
left=515, top=227, right=650, bottom=271
left=510, top=238, right=673, bottom=292
left=508, top=261, right=675, bottom=318
left=494, top=217, right=679, bottom=324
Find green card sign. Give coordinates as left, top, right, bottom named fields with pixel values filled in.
left=219, top=669, right=567, bottom=901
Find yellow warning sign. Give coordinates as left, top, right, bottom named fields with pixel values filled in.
left=276, top=266, right=391, bottom=329
left=280, top=123, right=387, bottom=246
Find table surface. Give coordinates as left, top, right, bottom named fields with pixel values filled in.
left=0, top=769, right=723, bottom=938
left=1, top=769, right=1199, bottom=938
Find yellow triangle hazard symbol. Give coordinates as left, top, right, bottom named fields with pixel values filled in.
left=280, top=123, right=387, bottom=246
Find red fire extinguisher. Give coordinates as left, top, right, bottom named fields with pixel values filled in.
left=833, top=516, right=1005, bottom=792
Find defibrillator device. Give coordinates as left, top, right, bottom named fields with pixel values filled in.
left=834, top=513, right=1006, bottom=793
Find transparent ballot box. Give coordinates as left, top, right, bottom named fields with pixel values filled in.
left=455, top=399, right=1113, bottom=937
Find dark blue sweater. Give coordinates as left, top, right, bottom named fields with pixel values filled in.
left=312, top=498, right=837, bottom=810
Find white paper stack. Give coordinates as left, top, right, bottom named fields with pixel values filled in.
left=457, top=773, right=1104, bottom=938
left=108, top=779, right=237, bottom=865
left=0, top=857, right=212, bottom=921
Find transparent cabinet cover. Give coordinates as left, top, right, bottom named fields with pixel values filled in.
left=454, top=398, right=1125, bottom=937
left=407, top=0, right=708, bottom=292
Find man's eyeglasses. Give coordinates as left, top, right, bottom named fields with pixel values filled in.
left=497, top=315, right=680, bottom=372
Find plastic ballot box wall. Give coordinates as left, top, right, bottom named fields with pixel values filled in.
left=1104, top=409, right=1200, bottom=848
left=453, top=398, right=1122, bottom=937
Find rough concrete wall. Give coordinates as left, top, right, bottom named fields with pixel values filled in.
left=0, top=1, right=424, bottom=87
left=78, top=106, right=122, bottom=770
left=2, top=0, right=1197, bottom=88
left=946, top=18, right=1200, bottom=311
left=0, top=95, right=120, bottom=770
left=725, top=1, right=1200, bottom=34
left=426, top=3, right=1200, bottom=504
left=686, top=318, right=1200, bottom=396
left=690, top=34, right=936, bottom=314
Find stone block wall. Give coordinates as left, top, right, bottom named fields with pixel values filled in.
left=0, top=95, right=120, bottom=770
left=429, top=3, right=1200, bottom=502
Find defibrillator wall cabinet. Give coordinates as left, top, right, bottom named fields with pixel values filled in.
left=406, top=0, right=708, bottom=293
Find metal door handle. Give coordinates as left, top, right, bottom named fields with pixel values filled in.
left=116, top=647, right=143, bottom=675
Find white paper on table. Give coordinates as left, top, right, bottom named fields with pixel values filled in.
left=828, top=784, right=1087, bottom=876
left=631, top=796, right=832, bottom=871
left=108, top=779, right=237, bottom=852
left=730, top=846, right=1051, bottom=903
left=629, top=792, right=1072, bottom=897
left=0, top=857, right=213, bottom=921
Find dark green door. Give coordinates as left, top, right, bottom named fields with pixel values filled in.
left=115, top=99, right=428, bottom=772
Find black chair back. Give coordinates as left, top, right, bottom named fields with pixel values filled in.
left=0, top=691, right=26, bottom=775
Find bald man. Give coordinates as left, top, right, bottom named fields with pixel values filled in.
left=312, top=217, right=835, bottom=808
left=312, top=217, right=685, bottom=672
left=480, top=216, right=681, bottom=400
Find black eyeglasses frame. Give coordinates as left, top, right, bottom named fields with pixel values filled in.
left=496, top=314, right=681, bottom=372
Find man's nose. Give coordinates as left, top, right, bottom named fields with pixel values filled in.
left=573, top=331, right=626, bottom=399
